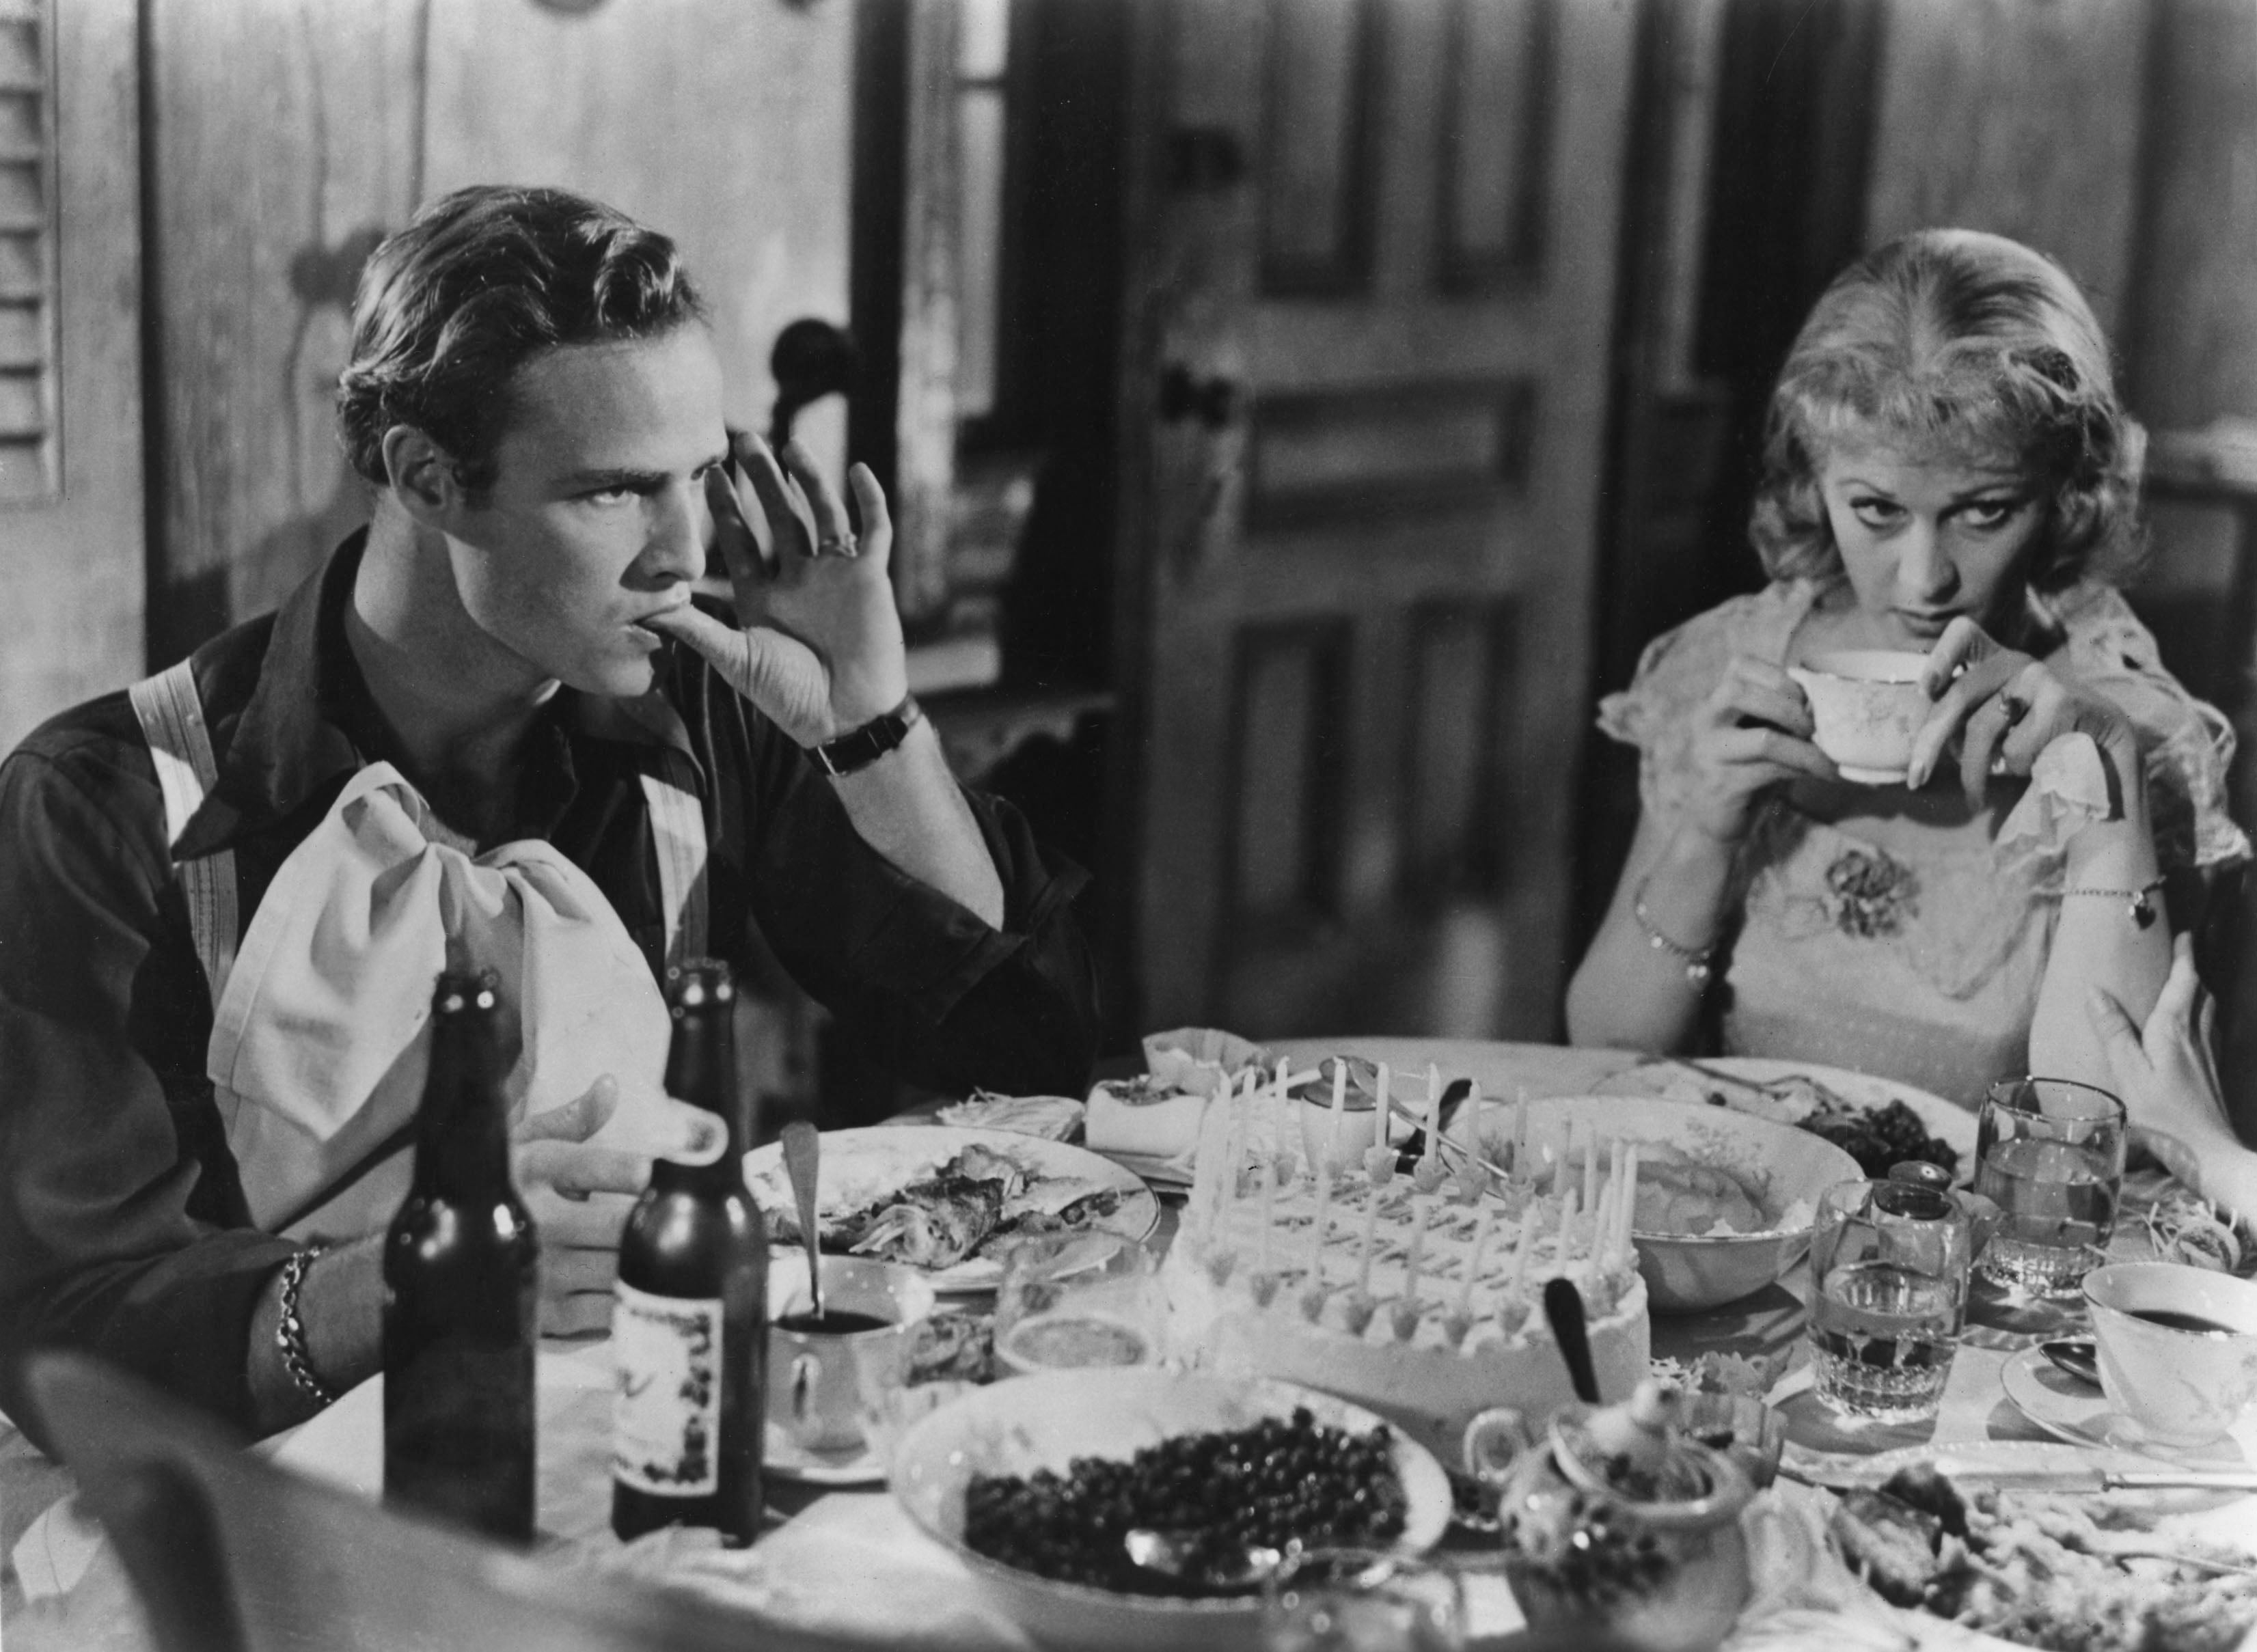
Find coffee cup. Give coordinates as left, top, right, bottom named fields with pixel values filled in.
left=1786, top=650, right=1932, bottom=784
left=2082, top=1261, right=2257, bottom=1448
left=766, top=1254, right=937, bottom=1457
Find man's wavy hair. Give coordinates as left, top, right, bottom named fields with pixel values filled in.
left=1749, top=228, right=2146, bottom=594
left=337, top=184, right=705, bottom=497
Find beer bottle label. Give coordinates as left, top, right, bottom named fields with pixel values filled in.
left=612, top=1281, right=724, bottom=1497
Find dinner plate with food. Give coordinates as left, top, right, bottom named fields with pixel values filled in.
left=1593, top=1056, right=1976, bottom=1185
left=744, top=1125, right=1161, bottom=1292
left=1736, top=1441, right=2257, bottom=1652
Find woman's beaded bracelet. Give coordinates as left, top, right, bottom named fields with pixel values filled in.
left=1632, top=875, right=1719, bottom=989
left=275, top=1245, right=337, bottom=1408
left=2061, top=875, right=2165, bottom=931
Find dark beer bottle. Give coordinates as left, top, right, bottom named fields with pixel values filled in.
left=383, top=969, right=538, bottom=1543
left=612, top=959, right=767, bottom=1543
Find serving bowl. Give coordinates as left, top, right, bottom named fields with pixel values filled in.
left=1470, top=1097, right=1863, bottom=1312
left=886, top=1367, right=1451, bottom=1651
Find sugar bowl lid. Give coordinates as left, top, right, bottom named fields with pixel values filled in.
left=1546, top=1381, right=1753, bottom=1532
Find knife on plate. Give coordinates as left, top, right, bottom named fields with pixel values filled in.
left=1782, top=1453, right=2257, bottom=1493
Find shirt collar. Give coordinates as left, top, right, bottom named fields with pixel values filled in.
left=172, top=531, right=700, bottom=859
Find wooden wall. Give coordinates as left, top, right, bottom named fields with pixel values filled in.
left=144, top=0, right=856, bottom=667
left=1864, top=0, right=2149, bottom=334
left=2124, top=0, right=2257, bottom=429
left=0, top=0, right=142, bottom=756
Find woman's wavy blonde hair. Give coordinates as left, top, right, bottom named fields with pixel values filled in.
left=1749, top=228, right=2146, bottom=593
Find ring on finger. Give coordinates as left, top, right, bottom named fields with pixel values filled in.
left=815, top=532, right=858, bottom=557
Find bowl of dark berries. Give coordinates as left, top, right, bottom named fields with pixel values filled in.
left=886, top=1368, right=1452, bottom=1650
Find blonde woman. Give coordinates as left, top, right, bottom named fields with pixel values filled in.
left=1569, top=230, right=2247, bottom=1111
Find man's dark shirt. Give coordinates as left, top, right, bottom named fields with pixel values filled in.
left=0, top=533, right=1099, bottom=1434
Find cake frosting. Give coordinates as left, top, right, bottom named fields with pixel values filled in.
left=1160, top=1071, right=1652, bottom=1462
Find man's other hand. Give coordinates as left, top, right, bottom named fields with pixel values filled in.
left=642, top=431, right=907, bottom=747
left=509, top=1074, right=726, bottom=1336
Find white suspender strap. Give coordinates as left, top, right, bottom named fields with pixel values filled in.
left=128, top=660, right=238, bottom=1013
left=640, top=752, right=709, bottom=969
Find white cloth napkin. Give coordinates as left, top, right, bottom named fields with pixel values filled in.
left=1083, top=1028, right=1276, bottom=1174
left=208, top=762, right=676, bottom=1236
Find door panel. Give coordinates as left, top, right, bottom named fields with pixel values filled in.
left=1132, top=0, right=1634, bottom=1042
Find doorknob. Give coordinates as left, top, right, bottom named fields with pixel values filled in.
left=1158, top=363, right=1239, bottom=430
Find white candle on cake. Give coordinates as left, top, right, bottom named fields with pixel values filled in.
left=1447, top=1207, right=1496, bottom=1344
left=1250, top=1151, right=1280, bottom=1304
left=1580, top=1120, right=1600, bottom=1222
left=1330, top=1058, right=1348, bottom=1167
left=1617, top=1144, right=1641, bottom=1264
left=1301, top=1166, right=1335, bottom=1305
left=1391, top=1199, right=1432, bottom=1340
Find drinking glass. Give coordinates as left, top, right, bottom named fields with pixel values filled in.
left=1808, top=1178, right=1972, bottom=1424
left=1973, top=1076, right=2127, bottom=1297
left=991, top=1233, right=1162, bottom=1376
left=1261, top=1549, right=1464, bottom=1652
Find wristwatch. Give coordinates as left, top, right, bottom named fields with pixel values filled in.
left=808, top=693, right=923, bottom=777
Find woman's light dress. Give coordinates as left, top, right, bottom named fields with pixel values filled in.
left=1600, top=579, right=2249, bottom=1108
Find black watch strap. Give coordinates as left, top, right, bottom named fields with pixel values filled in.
left=808, top=693, right=923, bottom=777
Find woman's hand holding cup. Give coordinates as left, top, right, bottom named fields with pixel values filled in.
left=1680, top=655, right=1840, bottom=846
left=1908, top=617, right=2138, bottom=809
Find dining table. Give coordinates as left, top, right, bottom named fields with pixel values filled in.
left=7, top=1037, right=2256, bottom=1652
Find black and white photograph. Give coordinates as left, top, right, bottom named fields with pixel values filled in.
left=5, top=2, right=2257, bottom=1649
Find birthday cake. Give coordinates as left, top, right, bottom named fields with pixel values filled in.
left=1160, top=1070, right=1652, bottom=1462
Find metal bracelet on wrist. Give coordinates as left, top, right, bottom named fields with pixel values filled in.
left=275, top=1245, right=337, bottom=1408
left=2060, top=875, right=2165, bottom=931
left=1632, top=874, right=1720, bottom=989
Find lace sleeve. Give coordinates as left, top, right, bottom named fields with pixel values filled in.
left=2058, top=586, right=2252, bottom=876
left=1597, top=588, right=1805, bottom=827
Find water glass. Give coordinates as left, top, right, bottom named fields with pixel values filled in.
left=991, top=1232, right=1162, bottom=1376
left=1262, top=1550, right=1464, bottom=1652
left=1808, top=1178, right=1971, bottom=1424
left=1973, top=1076, right=2126, bottom=1297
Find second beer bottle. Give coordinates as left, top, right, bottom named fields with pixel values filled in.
left=612, top=958, right=767, bottom=1544
left=383, top=969, right=539, bottom=1543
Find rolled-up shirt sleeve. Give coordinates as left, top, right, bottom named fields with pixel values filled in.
left=716, top=687, right=1102, bottom=1105
left=0, top=730, right=295, bottom=1442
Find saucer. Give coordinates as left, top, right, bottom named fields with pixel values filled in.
left=765, top=1422, right=885, bottom=1487
left=1999, top=1346, right=2252, bottom=1466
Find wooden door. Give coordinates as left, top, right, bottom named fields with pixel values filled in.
left=1126, top=0, right=1636, bottom=1041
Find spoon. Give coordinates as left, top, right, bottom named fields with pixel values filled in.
left=1396, top=1077, right=1473, bottom=1171
left=1122, top=1528, right=1284, bottom=1594
left=1543, top=1276, right=1601, bottom=1405
left=2040, top=1338, right=2101, bottom=1388
left=780, top=1120, right=825, bottom=1323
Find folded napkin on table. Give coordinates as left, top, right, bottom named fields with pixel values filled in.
left=1081, top=1028, right=1274, bottom=1179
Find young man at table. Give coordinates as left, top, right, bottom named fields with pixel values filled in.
left=0, top=184, right=1099, bottom=1442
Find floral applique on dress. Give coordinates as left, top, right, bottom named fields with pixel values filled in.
left=1822, top=845, right=1919, bottom=940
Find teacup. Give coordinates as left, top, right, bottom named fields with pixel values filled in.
left=766, top=1254, right=937, bottom=1456
left=1786, top=650, right=1933, bottom=784
left=2082, top=1261, right=2257, bottom=1448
